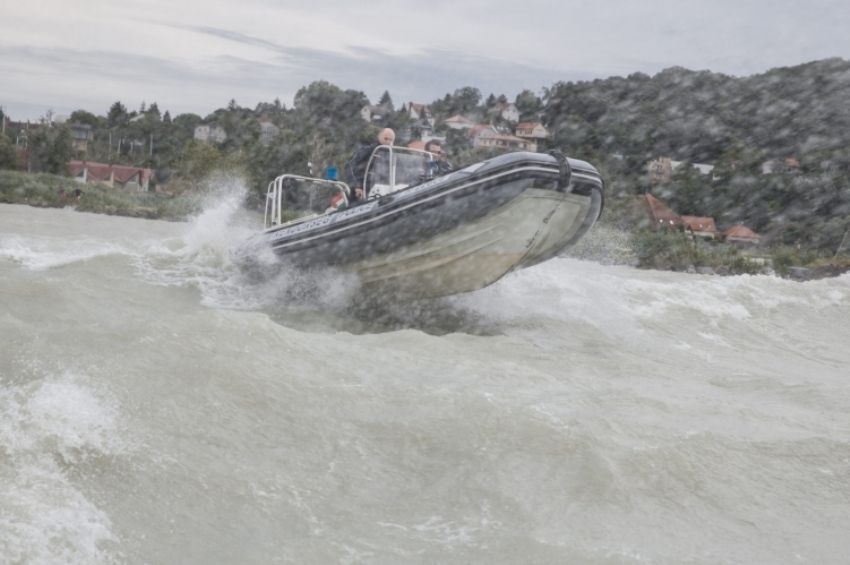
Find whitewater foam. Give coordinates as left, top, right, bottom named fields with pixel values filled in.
left=0, top=234, right=128, bottom=271
left=130, top=180, right=361, bottom=313
left=0, top=372, right=124, bottom=564
left=3, top=201, right=850, bottom=564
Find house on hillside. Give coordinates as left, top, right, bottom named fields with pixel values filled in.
left=469, top=125, right=536, bottom=152
left=681, top=215, right=717, bottom=240
left=467, top=124, right=497, bottom=140
left=443, top=114, right=475, bottom=130
left=761, top=157, right=801, bottom=175
left=194, top=124, right=227, bottom=144
left=69, top=160, right=152, bottom=192
left=515, top=121, right=548, bottom=140
left=258, top=117, right=279, bottom=146
left=648, top=157, right=674, bottom=184
left=69, top=123, right=93, bottom=153
left=360, top=104, right=391, bottom=123
left=401, top=102, right=434, bottom=126
left=411, top=121, right=435, bottom=140
left=643, top=193, right=683, bottom=230
left=722, top=224, right=760, bottom=247
left=691, top=162, right=716, bottom=175
left=648, top=157, right=716, bottom=184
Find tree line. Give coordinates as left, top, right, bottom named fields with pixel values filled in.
left=2, top=58, right=850, bottom=252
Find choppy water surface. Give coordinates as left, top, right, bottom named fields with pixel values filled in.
left=1, top=197, right=849, bottom=565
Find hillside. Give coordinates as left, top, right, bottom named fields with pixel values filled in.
left=2, top=59, right=849, bottom=254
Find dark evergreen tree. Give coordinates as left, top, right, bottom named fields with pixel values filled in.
left=147, top=102, right=161, bottom=121
left=0, top=135, right=17, bottom=170
left=29, top=125, right=73, bottom=174
left=107, top=101, right=129, bottom=128
left=378, top=90, right=394, bottom=111
left=69, top=110, right=100, bottom=128
left=515, top=89, right=542, bottom=119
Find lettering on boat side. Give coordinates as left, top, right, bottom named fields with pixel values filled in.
left=387, top=172, right=462, bottom=202
left=269, top=202, right=378, bottom=242
left=389, top=179, right=437, bottom=201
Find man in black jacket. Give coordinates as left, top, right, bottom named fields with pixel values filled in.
left=345, top=128, right=395, bottom=201
left=424, top=139, right=453, bottom=176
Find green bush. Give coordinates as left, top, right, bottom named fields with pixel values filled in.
left=633, top=229, right=766, bottom=274
left=0, top=170, right=70, bottom=207
left=769, top=246, right=819, bottom=275
left=0, top=169, right=206, bottom=220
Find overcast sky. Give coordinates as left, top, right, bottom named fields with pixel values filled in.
left=2, top=0, right=849, bottom=121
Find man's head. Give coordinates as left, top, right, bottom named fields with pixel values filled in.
left=377, top=128, right=395, bottom=146
left=424, top=139, right=445, bottom=157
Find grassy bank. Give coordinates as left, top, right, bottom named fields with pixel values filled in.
left=568, top=221, right=849, bottom=278
left=0, top=170, right=206, bottom=221
left=632, top=230, right=765, bottom=275
left=4, top=169, right=846, bottom=279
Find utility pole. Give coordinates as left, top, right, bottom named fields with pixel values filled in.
left=836, top=230, right=849, bottom=258
left=149, top=133, right=153, bottom=158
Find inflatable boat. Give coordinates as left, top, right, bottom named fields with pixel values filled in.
left=244, top=146, right=604, bottom=298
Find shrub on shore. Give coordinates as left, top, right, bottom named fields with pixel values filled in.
left=0, top=170, right=70, bottom=208
left=633, top=230, right=764, bottom=274
left=0, top=169, right=206, bottom=220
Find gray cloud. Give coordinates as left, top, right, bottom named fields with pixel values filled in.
left=177, top=25, right=594, bottom=99
left=3, top=0, right=850, bottom=120
left=1, top=31, right=592, bottom=120
left=180, top=25, right=285, bottom=53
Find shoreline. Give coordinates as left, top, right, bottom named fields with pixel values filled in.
left=3, top=196, right=848, bottom=283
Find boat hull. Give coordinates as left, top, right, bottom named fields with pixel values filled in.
left=351, top=187, right=594, bottom=298
left=245, top=152, right=604, bottom=298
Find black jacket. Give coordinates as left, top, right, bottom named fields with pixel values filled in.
left=345, top=143, right=378, bottom=197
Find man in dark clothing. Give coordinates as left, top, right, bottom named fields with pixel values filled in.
left=345, top=128, right=395, bottom=201
left=424, top=139, right=453, bottom=176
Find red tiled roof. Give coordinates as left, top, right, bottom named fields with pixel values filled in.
left=644, top=193, right=683, bottom=226
left=516, top=121, right=542, bottom=129
left=681, top=215, right=717, bottom=233
left=69, top=160, right=152, bottom=185
left=723, top=224, right=759, bottom=240
left=112, top=164, right=149, bottom=184
left=467, top=124, right=496, bottom=138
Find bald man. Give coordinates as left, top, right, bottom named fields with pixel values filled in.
left=345, top=128, right=395, bottom=201
left=377, top=128, right=395, bottom=146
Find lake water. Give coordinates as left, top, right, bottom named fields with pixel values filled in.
left=1, top=195, right=849, bottom=564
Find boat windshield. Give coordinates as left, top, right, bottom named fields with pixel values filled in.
left=264, top=174, right=350, bottom=229
left=363, top=146, right=436, bottom=199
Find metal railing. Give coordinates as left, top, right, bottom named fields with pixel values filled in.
left=264, top=174, right=351, bottom=230
left=362, top=146, right=437, bottom=198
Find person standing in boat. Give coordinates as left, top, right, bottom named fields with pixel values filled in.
left=345, top=127, right=395, bottom=201
left=424, top=139, right=453, bottom=176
